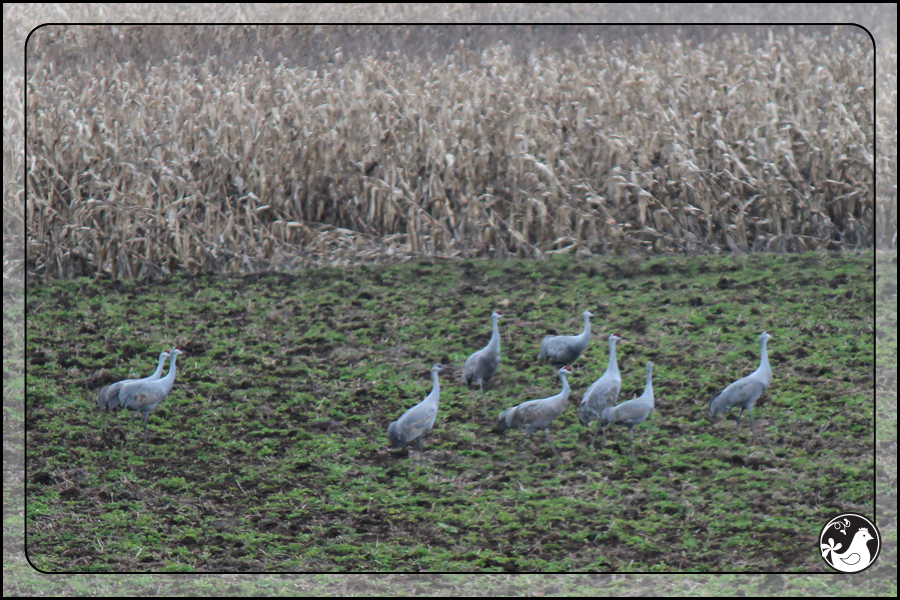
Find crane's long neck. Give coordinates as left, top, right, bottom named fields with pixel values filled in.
left=160, top=353, right=178, bottom=393
left=757, top=337, right=771, bottom=382
left=429, top=370, right=441, bottom=405
left=579, top=313, right=591, bottom=341
left=554, top=373, right=570, bottom=409
left=607, top=338, right=619, bottom=375
left=151, top=353, right=168, bottom=379
left=644, top=365, right=654, bottom=406
left=487, top=316, right=500, bottom=352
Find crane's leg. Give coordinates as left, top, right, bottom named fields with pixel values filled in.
left=102, top=412, right=108, bottom=435
left=414, top=437, right=423, bottom=452
left=628, top=426, right=635, bottom=456
left=736, top=408, right=744, bottom=430
left=516, top=432, right=529, bottom=449
left=544, top=430, right=561, bottom=461
left=479, top=381, right=487, bottom=416
left=749, top=411, right=761, bottom=445
left=142, top=413, right=149, bottom=443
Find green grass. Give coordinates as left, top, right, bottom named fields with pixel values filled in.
left=20, top=251, right=880, bottom=575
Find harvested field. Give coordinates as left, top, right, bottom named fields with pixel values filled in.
left=24, top=251, right=874, bottom=572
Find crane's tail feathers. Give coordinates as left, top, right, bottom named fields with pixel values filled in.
left=97, top=385, right=112, bottom=409
left=493, top=407, right=515, bottom=434
left=577, top=403, right=599, bottom=427
left=386, top=421, right=405, bottom=448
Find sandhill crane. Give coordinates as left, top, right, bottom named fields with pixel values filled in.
left=600, top=361, right=654, bottom=456
left=709, top=331, right=772, bottom=444
left=538, top=310, right=593, bottom=365
left=96, top=350, right=169, bottom=433
left=462, top=310, right=503, bottom=415
left=494, top=365, right=573, bottom=460
left=578, top=333, right=623, bottom=446
left=387, top=364, right=444, bottom=452
left=118, top=347, right=184, bottom=441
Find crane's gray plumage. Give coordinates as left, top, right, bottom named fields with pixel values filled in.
left=709, top=331, right=772, bottom=444
left=538, top=310, right=593, bottom=365
left=387, top=364, right=444, bottom=451
left=600, top=361, right=654, bottom=456
left=462, top=310, right=503, bottom=415
left=96, top=350, right=169, bottom=433
left=118, top=347, right=184, bottom=441
left=578, top=333, right=623, bottom=446
left=494, top=365, right=573, bottom=459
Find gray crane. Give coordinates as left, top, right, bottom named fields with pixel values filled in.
left=493, top=365, right=573, bottom=459
left=118, top=347, right=184, bottom=441
left=538, top=310, right=594, bottom=365
left=578, top=333, right=623, bottom=446
left=709, top=331, right=772, bottom=444
left=96, top=350, right=169, bottom=433
left=461, top=310, right=503, bottom=415
left=387, top=364, right=444, bottom=451
left=600, top=361, right=654, bottom=456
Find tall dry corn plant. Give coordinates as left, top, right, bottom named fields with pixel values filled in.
left=21, top=26, right=879, bottom=281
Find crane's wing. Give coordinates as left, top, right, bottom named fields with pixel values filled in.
left=462, top=349, right=485, bottom=384
left=581, top=375, right=619, bottom=409
left=714, top=377, right=768, bottom=412
left=119, top=383, right=166, bottom=411
left=579, top=375, right=619, bottom=425
left=510, top=395, right=566, bottom=430
left=540, top=336, right=566, bottom=356
left=606, top=397, right=652, bottom=426
left=395, top=400, right=437, bottom=441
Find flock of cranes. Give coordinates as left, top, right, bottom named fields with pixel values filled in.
left=96, top=310, right=773, bottom=457
left=386, top=310, right=772, bottom=457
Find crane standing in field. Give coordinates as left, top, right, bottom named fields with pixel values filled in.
left=118, top=347, right=184, bottom=442
left=387, top=364, right=445, bottom=452
left=578, top=333, right=624, bottom=447
left=538, top=310, right=594, bottom=365
left=461, top=310, right=503, bottom=416
left=709, top=331, right=773, bottom=444
left=600, top=361, right=654, bottom=456
left=493, top=365, right=573, bottom=460
left=96, top=350, right=169, bottom=434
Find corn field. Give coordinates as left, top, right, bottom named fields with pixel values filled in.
left=9, top=25, right=890, bottom=281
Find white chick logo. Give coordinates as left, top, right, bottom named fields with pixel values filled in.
left=819, top=514, right=881, bottom=573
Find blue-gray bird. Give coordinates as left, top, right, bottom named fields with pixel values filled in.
left=709, top=331, right=772, bottom=444
left=538, top=310, right=593, bottom=365
left=600, top=361, right=654, bottom=456
left=118, top=347, right=184, bottom=441
left=96, top=350, right=169, bottom=433
left=387, top=364, right=444, bottom=451
left=578, top=333, right=624, bottom=446
left=494, top=365, right=573, bottom=459
left=461, top=310, right=503, bottom=415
